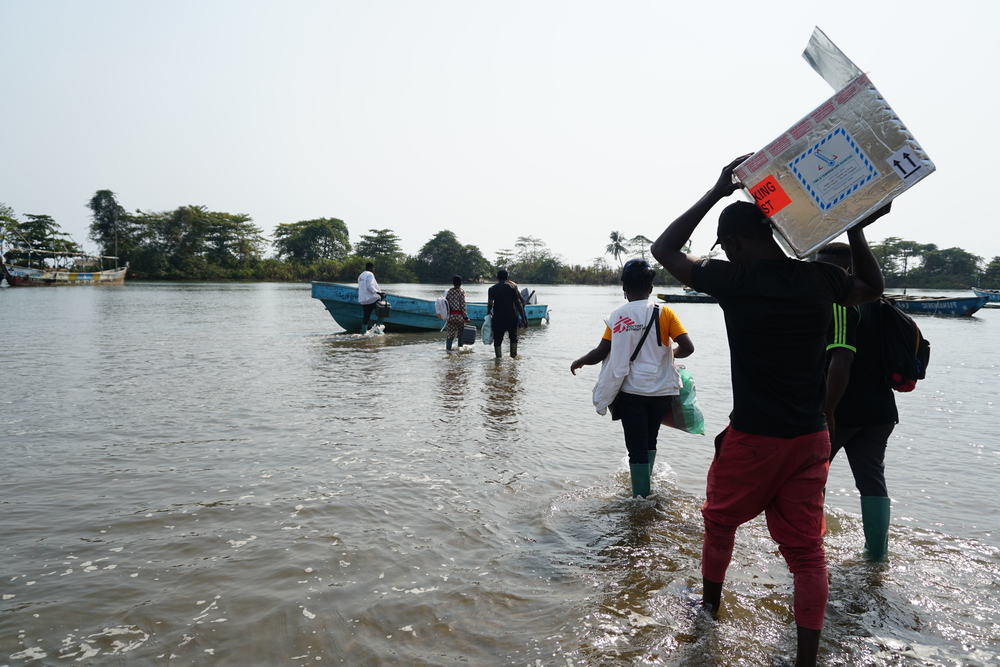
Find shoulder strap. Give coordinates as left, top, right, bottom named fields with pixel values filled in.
left=654, top=305, right=662, bottom=346
left=630, top=306, right=660, bottom=363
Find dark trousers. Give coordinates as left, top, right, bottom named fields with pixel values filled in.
left=830, top=423, right=894, bottom=497
left=492, top=318, right=518, bottom=346
left=361, top=302, right=377, bottom=326
left=614, top=391, right=672, bottom=464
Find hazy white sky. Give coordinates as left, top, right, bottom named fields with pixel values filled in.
left=2, top=1, right=996, bottom=267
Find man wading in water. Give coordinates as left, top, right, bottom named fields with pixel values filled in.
left=651, top=155, right=887, bottom=667
left=487, top=269, right=528, bottom=359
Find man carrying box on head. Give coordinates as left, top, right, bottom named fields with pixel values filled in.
left=651, top=155, right=889, bottom=667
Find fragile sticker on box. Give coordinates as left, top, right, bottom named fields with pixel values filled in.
left=734, top=27, right=935, bottom=258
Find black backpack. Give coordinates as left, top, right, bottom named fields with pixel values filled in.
left=879, top=296, right=931, bottom=392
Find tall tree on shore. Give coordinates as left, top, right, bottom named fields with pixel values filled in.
left=204, top=212, right=268, bottom=266
left=907, top=247, right=983, bottom=289
left=87, top=190, right=132, bottom=260
left=629, top=234, right=653, bottom=260
left=494, top=248, right=514, bottom=270
left=510, top=236, right=560, bottom=283
left=2, top=213, right=80, bottom=267
left=981, top=256, right=1000, bottom=289
left=355, top=228, right=403, bottom=260
left=0, top=203, right=17, bottom=248
left=414, top=230, right=490, bottom=283
left=272, top=218, right=351, bottom=263
left=606, top=231, right=628, bottom=267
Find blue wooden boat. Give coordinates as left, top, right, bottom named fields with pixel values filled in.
left=885, top=294, right=987, bottom=317
left=311, top=282, right=550, bottom=333
left=972, top=287, right=1000, bottom=302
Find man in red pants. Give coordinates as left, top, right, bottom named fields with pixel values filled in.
left=651, top=155, right=888, bottom=666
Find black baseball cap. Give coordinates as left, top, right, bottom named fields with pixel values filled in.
left=711, top=201, right=770, bottom=250
left=621, top=258, right=652, bottom=280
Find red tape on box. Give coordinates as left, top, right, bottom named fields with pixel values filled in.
left=750, top=175, right=792, bottom=217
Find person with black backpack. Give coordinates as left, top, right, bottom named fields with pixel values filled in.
left=817, top=240, right=899, bottom=562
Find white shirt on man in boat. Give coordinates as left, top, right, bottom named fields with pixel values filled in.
left=358, top=270, right=382, bottom=305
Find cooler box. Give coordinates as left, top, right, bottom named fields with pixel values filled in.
left=461, top=325, right=477, bottom=345
left=734, top=28, right=935, bottom=258
left=375, top=299, right=391, bottom=319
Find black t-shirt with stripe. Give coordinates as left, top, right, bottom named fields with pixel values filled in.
left=692, top=257, right=853, bottom=438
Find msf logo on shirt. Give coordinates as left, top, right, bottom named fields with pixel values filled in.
left=612, top=315, right=644, bottom=334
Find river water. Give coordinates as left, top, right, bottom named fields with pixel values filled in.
left=1, top=282, right=998, bottom=666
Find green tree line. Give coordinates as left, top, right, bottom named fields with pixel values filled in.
left=3, top=193, right=999, bottom=288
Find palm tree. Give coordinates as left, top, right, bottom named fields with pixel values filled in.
left=606, top=231, right=628, bottom=267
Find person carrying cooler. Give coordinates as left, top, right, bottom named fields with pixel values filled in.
left=444, top=275, right=470, bottom=351
left=650, top=155, right=887, bottom=667
left=357, top=261, right=385, bottom=334
left=571, top=259, right=694, bottom=497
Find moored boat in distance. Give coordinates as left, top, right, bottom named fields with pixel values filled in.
left=885, top=294, right=988, bottom=317
left=311, top=282, right=550, bottom=333
left=656, top=290, right=717, bottom=304
left=1, top=251, right=127, bottom=286
left=972, top=287, right=1000, bottom=302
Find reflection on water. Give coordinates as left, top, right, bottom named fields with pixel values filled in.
left=480, top=357, right=523, bottom=441
left=2, top=283, right=999, bottom=666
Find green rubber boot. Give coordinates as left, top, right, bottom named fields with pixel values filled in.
left=860, top=496, right=890, bottom=561
left=647, top=450, right=656, bottom=471
left=629, top=463, right=651, bottom=498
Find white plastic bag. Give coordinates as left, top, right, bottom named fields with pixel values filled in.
left=482, top=314, right=493, bottom=345
left=434, top=294, right=448, bottom=321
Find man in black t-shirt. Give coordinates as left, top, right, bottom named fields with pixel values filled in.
left=818, top=242, right=898, bottom=562
left=651, top=155, right=888, bottom=667
left=487, top=269, right=528, bottom=359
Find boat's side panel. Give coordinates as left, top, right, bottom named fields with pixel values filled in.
left=892, top=296, right=987, bottom=316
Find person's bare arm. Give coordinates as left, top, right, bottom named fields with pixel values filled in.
left=672, top=333, right=694, bottom=359
left=651, top=154, right=752, bottom=286
left=570, top=338, right=611, bottom=375
left=841, top=203, right=890, bottom=306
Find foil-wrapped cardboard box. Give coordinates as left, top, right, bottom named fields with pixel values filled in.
left=734, top=28, right=935, bottom=258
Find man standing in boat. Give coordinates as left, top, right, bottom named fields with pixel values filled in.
left=651, top=155, right=887, bottom=667
left=487, top=269, right=528, bottom=359
left=817, top=238, right=897, bottom=563
left=357, top=262, right=386, bottom=334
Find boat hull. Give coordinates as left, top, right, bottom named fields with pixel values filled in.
left=2, top=263, right=127, bottom=286
left=886, top=294, right=987, bottom=317
left=656, top=292, right=717, bottom=304
left=311, top=282, right=549, bottom=333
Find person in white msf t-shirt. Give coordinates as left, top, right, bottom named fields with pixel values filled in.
left=357, top=262, right=385, bottom=333
left=570, top=259, right=695, bottom=497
